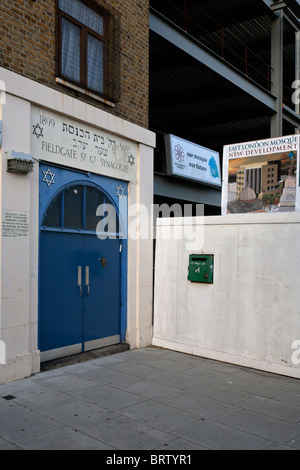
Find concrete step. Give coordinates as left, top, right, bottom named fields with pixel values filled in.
left=40, top=343, right=130, bottom=371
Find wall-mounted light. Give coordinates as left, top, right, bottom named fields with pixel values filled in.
left=6, top=151, right=34, bottom=175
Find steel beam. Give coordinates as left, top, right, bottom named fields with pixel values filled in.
left=263, top=0, right=300, bottom=16
left=281, top=0, right=300, bottom=17
left=149, top=12, right=277, bottom=113
left=296, top=31, right=300, bottom=116
left=270, top=10, right=284, bottom=137
left=262, top=0, right=300, bottom=28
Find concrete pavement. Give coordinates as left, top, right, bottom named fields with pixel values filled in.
left=0, top=347, right=299, bottom=450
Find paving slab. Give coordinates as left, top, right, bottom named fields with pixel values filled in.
left=156, top=438, right=207, bottom=450
left=0, top=347, right=299, bottom=450
left=172, top=417, right=267, bottom=450
left=73, top=383, right=146, bottom=410
left=186, top=380, right=254, bottom=405
left=0, top=437, right=20, bottom=450
left=0, top=400, right=64, bottom=444
left=240, top=396, right=300, bottom=423
left=122, top=378, right=188, bottom=402
left=219, top=409, right=300, bottom=444
left=120, top=399, right=199, bottom=432
left=166, top=392, right=242, bottom=421
left=273, top=389, right=300, bottom=407
left=36, top=397, right=120, bottom=430
left=82, top=415, right=175, bottom=450
left=18, top=426, right=115, bottom=450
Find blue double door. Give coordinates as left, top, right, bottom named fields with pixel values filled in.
left=40, top=232, right=121, bottom=356
left=39, top=164, right=126, bottom=360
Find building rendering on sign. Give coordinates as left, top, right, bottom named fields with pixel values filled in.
left=0, top=0, right=155, bottom=383
left=223, top=134, right=300, bottom=214
left=236, top=161, right=280, bottom=199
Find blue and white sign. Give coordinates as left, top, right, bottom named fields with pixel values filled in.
left=165, top=134, right=221, bottom=187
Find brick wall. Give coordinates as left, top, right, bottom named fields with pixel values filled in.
left=0, top=0, right=149, bottom=128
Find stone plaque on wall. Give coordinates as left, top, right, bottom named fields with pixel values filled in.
left=2, top=211, right=29, bottom=237
left=31, top=106, right=138, bottom=183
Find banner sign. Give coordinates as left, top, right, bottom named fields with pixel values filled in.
left=222, top=134, right=300, bottom=214
left=31, top=106, right=138, bottom=183
left=165, top=134, right=221, bottom=187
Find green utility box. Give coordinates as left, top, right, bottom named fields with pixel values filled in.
left=188, top=254, right=214, bottom=283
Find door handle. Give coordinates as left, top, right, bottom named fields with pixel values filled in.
left=77, top=266, right=82, bottom=297
left=85, top=266, right=90, bottom=296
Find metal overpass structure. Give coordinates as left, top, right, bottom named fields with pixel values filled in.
left=149, top=0, right=300, bottom=213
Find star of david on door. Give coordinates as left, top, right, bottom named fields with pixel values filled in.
left=116, top=185, right=125, bottom=199
left=43, top=169, right=55, bottom=187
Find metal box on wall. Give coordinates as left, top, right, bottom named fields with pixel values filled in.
left=188, top=254, right=214, bottom=283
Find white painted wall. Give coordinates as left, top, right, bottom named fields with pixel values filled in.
left=126, top=143, right=154, bottom=349
left=0, top=67, right=155, bottom=383
left=0, top=93, right=39, bottom=383
left=153, top=213, right=300, bottom=378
